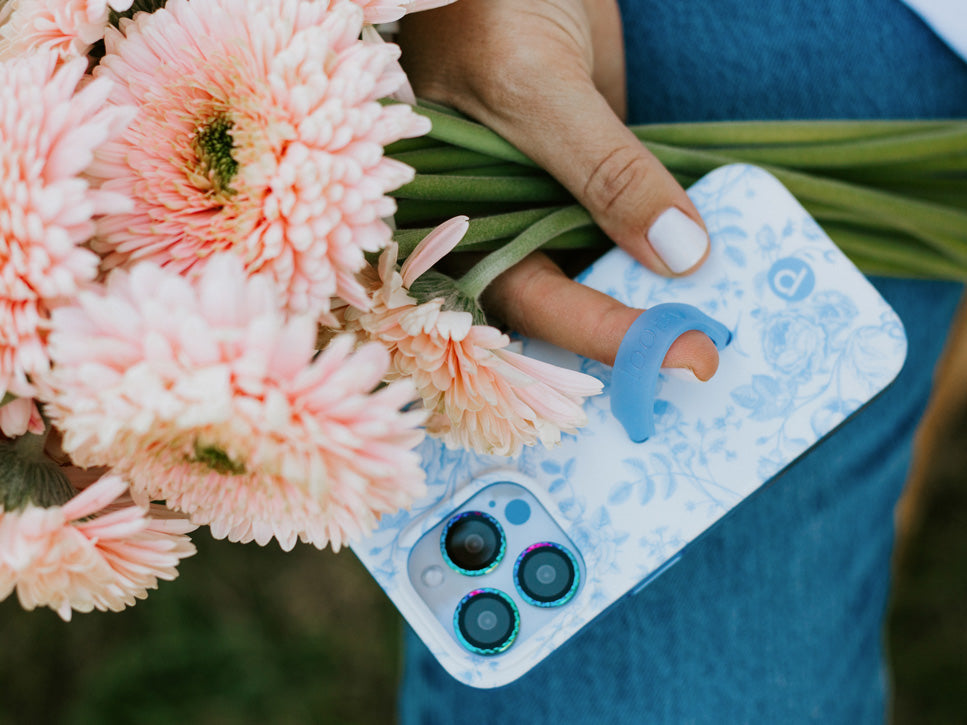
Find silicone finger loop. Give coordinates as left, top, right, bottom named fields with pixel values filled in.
left=611, top=303, right=732, bottom=443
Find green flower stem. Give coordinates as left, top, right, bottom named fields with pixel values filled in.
left=457, top=206, right=594, bottom=300
left=826, top=223, right=967, bottom=280
left=1, top=392, right=14, bottom=407
left=824, top=153, right=967, bottom=182
left=429, top=225, right=609, bottom=254
left=690, top=125, right=967, bottom=169
left=640, top=141, right=967, bottom=259
left=413, top=103, right=537, bottom=167
left=845, top=253, right=934, bottom=279
left=870, top=179, right=967, bottom=208
left=536, top=225, right=610, bottom=250
left=391, top=146, right=498, bottom=173
left=393, top=173, right=571, bottom=203
left=393, top=199, right=537, bottom=226
left=394, top=207, right=560, bottom=258
left=470, top=226, right=610, bottom=253
left=801, top=199, right=884, bottom=227
left=446, top=163, right=543, bottom=178
left=385, top=136, right=441, bottom=154
left=802, top=201, right=960, bottom=260
left=415, top=98, right=468, bottom=118
left=799, top=192, right=967, bottom=263
left=630, top=119, right=960, bottom=147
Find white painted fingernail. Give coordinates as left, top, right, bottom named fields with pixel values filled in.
left=664, top=367, right=702, bottom=383
left=647, top=208, right=709, bottom=274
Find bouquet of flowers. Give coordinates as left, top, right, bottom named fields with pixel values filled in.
left=2, top=0, right=964, bottom=622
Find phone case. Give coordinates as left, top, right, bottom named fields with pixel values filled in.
left=351, top=164, right=908, bottom=688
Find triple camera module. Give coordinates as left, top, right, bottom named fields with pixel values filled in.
left=408, top=481, right=584, bottom=657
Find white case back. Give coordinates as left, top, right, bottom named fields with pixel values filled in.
left=351, top=164, right=908, bottom=688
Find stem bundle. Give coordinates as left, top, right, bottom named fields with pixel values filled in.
left=388, top=103, right=967, bottom=295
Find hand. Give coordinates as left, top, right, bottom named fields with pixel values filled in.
left=398, top=0, right=719, bottom=377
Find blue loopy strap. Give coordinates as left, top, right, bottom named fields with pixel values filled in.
left=611, top=303, right=732, bottom=443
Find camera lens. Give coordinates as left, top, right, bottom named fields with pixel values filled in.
left=514, top=542, right=580, bottom=607
left=441, top=511, right=505, bottom=576
left=454, top=588, right=519, bottom=655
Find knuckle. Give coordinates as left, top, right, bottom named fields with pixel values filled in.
left=582, top=146, right=654, bottom=218
left=463, top=44, right=550, bottom=114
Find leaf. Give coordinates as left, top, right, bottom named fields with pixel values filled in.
left=725, top=245, right=747, bottom=267
left=548, top=477, right=566, bottom=494
left=608, top=482, right=633, bottom=506
left=540, top=460, right=561, bottom=474
left=651, top=453, right=672, bottom=470
left=591, top=507, right=611, bottom=527
left=639, top=477, right=656, bottom=506
left=756, top=225, right=777, bottom=247
left=731, top=384, right=761, bottom=410
left=623, top=457, right=649, bottom=477
left=716, top=225, right=748, bottom=245
left=758, top=373, right=785, bottom=392
left=563, top=458, right=576, bottom=478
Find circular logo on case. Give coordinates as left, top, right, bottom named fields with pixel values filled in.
left=768, top=257, right=815, bottom=302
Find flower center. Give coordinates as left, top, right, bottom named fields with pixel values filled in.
left=191, top=115, right=239, bottom=197
left=192, top=442, right=245, bottom=475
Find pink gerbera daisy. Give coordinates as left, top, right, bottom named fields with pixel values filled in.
left=89, top=0, right=430, bottom=320
left=0, top=0, right=134, bottom=61
left=0, top=475, right=196, bottom=621
left=348, top=219, right=603, bottom=457
left=0, top=51, right=132, bottom=401
left=40, top=255, right=426, bottom=550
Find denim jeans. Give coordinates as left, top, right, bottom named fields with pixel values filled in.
left=398, top=2, right=967, bottom=722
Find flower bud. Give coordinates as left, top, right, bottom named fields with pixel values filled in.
left=0, top=434, right=74, bottom=511
left=408, top=270, right=487, bottom=325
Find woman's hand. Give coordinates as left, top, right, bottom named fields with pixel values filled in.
left=399, top=0, right=719, bottom=377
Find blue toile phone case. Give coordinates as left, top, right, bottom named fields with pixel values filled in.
left=351, top=164, right=908, bottom=688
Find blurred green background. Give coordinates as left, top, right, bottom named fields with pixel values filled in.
left=2, top=333, right=966, bottom=725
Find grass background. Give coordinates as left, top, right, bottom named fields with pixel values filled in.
left=2, top=319, right=965, bottom=725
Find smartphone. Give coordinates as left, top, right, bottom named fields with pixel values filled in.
left=351, top=164, right=907, bottom=688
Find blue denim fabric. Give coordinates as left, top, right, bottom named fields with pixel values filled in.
left=620, top=0, right=967, bottom=123
left=398, top=2, right=967, bottom=722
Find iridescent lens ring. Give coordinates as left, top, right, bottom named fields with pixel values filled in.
left=453, top=588, right=520, bottom=656
left=513, top=541, right=580, bottom=608
left=440, top=510, right=506, bottom=576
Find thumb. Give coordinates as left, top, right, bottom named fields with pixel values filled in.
left=480, top=74, right=710, bottom=276
left=397, top=2, right=708, bottom=275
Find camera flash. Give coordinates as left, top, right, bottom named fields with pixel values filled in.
left=421, top=565, right=445, bottom=588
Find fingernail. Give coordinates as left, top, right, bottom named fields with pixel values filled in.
left=647, top=208, right=709, bottom=274
left=663, top=367, right=703, bottom=383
